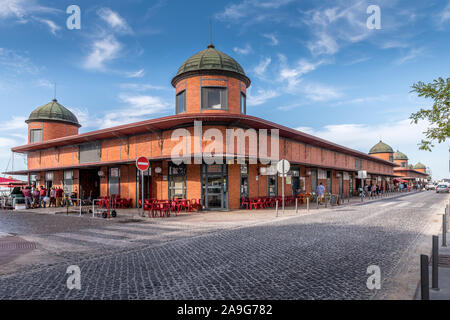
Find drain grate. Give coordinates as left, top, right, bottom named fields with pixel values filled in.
left=0, top=241, right=37, bottom=250
left=117, top=219, right=144, bottom=224
left=439, top=255, right=450, bottom=268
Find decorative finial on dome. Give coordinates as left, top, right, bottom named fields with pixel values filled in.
left=208, top=17, right=215, bottom=49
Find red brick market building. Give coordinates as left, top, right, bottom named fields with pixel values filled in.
left=6, top=44, right=399, bottom=210
left=368, top=141, right=428, bottom=186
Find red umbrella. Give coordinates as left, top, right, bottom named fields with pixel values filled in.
left=0, top=177, right=27, bottom=188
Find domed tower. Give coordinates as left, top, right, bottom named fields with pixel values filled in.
left=413, top=162, right=426, bottom=173
left=171, top=44, right=251, bottom=115
left=393, top=150, right=408, bottom=168
left=26, top=99, right=81, bottom=143
left=368, top=140, right=394, bottom=162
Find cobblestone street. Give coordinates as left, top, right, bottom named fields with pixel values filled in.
left=0, top=191, right=447, bottom=299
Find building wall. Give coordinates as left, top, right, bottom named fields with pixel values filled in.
left=28, top=121, right=79, bottom=143
left=370, top=152, right=393, bottom=162
left=175, top=75, right=247, bottom=115
left=25, top=125, right=395, bottom=178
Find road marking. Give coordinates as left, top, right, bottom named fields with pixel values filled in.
left=379, top=202, right=396, bottom=207
left=394, top=202, right=409, bottom=208
left=29, top=235, right=88, bottom=251
left=54, top=232, right=130, bottom=247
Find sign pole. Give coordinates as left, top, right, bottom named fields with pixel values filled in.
left=136, top=156, right=150, bottom=218
left=282, top=161, right=285, bottom=215
left=141, top=170, right=144, bottom=217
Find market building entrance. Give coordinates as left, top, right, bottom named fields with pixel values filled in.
left=201, top=164, right=228, bottom=210
left=79, top=168, right=100, bottom=200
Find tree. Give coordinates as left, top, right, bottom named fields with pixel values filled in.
left=410, top=77, right=450, bottom=151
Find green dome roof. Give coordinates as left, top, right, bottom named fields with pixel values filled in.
left=414, top=162, right=426, bottom=169
left=369, top=140, right=393, bottom=154
left=26, top=99, right=81, bottom=127
left=393, top=150, right=408, bottom=160
left=171, top=44, right=250, bottom=87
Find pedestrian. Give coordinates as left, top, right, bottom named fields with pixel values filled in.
left=49, top=187, right=56, bottom=207
left=32, top=187, right=40, bottom=208
left=316, top=182, right=325, bottom=204
left=22, top=186, right=32, bottom=209
left=371, top=185, right=376, bottom=196
left=40, top=186, right=47, bottom=208
left=55, top=186, right=64, bottom=207
left=399, top=183, right=404, bottom=192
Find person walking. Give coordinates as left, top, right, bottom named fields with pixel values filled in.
left=399, top=183, right=404, bottom=192
left=316, top=182, right=325, bottom=204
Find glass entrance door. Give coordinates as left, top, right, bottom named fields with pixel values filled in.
left=202, top=164, right=228, bottom=210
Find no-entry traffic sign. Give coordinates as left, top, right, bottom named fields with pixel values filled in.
left=136, top=156, right=149, bottom=171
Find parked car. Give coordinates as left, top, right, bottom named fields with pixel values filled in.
left=0, top=187, right=25, bottom=209
left=426, top=184, right=436, bottom=190
left=436, top=184, right=449, bottom=193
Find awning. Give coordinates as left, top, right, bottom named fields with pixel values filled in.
left=393, top=178, right=408, bottom=183
left=0, top=177, right=27, bottom=187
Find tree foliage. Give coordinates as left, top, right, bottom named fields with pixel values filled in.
left=410, top=77, right=450, bottom=151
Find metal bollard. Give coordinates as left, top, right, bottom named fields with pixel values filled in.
left=295, top=198, right=298, bottom=214
left=420, top=254, right=430, bottom=300
left=325, top=196, right=327, bottom=208
left=307, top=197, right=309, bottom=212
left=276, top=200, right=279, bottom=217
left=443, top=214, right=447, bottom=247
left=316, top=197, right=319, bottom=209
left=432, top=235, right=439, bottom=290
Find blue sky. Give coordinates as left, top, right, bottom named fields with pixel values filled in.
left=0, top=0, right=449, bottom=179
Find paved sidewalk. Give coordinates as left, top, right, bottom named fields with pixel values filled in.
left=7, top=190, right=423, bottom=221
left=428, top=233, right=450, bottom=300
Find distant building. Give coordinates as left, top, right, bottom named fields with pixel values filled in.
left=369, top=141, right=428, bottom=185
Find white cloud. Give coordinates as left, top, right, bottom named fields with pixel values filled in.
left=440, top=2, right=450, bottom=24
left=262, top=33, right=279, bottom=45
left=216, top=0, right=292, bottom=24
left=247, top=89, right=279, bottom=106
left=0, top=116, right=27, bottom=131
left=126, top=69, right=145, bottom=78
left=253, top=57, right=271, bottom=78
left=381, top=41, right=409, bottom=49
left=97, top=7, right=132, bottom=34
left=295, top=119, right=448, bottom=179
left=301, top=2, right=371, bottom=56
left=394, top=47, right=425, bottom=65
left=0, top=47, right=40, bottom=75
left=37, top=18, right=60, bottom=35
left=99, top=94, right=170, bottom=128
left=119, top=83, right=168, bottom=91
left=233, top=44, right=252, bottom=55
left=302, top=83, right=342, bottom=102
left=36, top=78, right=53, bottom=88
left=307, top=32, right=339, bottom=55
left=0, top=0, right=60, bottom=24
left=331, top=95, right=389, bottom=106
left=83, top=35, right=122, bottom=71
left=278, top=54, right=325, bottom=92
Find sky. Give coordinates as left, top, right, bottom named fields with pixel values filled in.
left=0, top=0, right=449, bottom=180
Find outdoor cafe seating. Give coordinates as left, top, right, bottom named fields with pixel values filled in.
left=138, top=198, right=202, bottom=218
left=240, top=195, right=298, bottom=210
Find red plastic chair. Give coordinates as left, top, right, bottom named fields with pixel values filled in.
left=241, top=197, right=250, bottom=209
